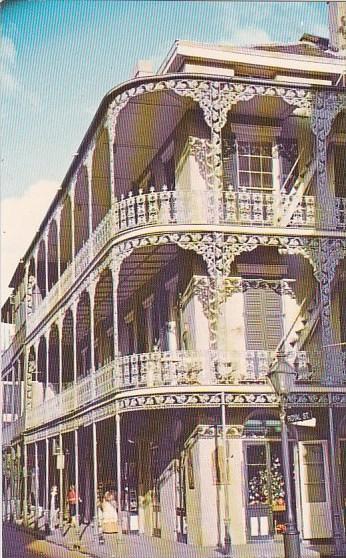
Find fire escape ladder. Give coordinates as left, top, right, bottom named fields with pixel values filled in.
left=273, top=289, right=320, bottom=378
left=277, top=156, right=317, bottom=227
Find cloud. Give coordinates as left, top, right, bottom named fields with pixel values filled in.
left=230, top=27, right=272, bottom=47
left=1, top=69, right=18, bottom=92
left=1, top=36, right=19, bottom=94
left=2, top=36, right=16, bottom=63
left=1, top=179, right=59, bottom=303
left=1, top=36, right=38, bottom=105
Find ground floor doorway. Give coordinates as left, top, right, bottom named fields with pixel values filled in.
left=245, top=440, right=288, bottom=540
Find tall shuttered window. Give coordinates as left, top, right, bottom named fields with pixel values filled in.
left=244, top=287, right=283, bottom=351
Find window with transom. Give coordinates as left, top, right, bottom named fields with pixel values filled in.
left=237, top=141, right=273, bottom=192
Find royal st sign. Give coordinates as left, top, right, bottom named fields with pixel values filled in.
left=287, top=410, right=315, bottom=427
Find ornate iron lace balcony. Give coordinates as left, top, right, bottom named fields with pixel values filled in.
left=113, top=186, right=317, bottom=230
left=336, top=197, right=346, bottom=230
left=25, top=348, right=312, bottom=431
left=2, top=415, right=25, bottom=447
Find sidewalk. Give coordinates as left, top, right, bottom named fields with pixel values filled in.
left=47, top=522, right=321, bottom=558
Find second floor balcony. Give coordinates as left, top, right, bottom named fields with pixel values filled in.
left=24, top=347, right=318, bottom=431
left=3, top=346, right=344, bottom=445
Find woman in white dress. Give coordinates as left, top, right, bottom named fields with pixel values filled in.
left=50, top=486, right=59, bottom=531
left=102, top=491, right=118, bottom=534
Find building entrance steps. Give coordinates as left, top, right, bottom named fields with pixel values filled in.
left=46, top=523, right=321, bottom=558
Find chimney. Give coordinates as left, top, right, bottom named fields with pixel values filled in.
left=133, top=60, right=153, bottom=78
left=328, top=1, right=346, bottom=53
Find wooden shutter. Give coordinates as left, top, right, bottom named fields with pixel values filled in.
left=244, top=288, right=283, bottom=351
left=244, top=289, right=265, bottom=350
left=264, top=289, right=283, bottom=350
left=298, top=441, right=332, bottom=538
left=334, top=145, right=346, bottom=197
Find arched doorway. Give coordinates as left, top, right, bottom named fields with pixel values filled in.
left=48, top=324, right=60, bottom=396
left=61, top=309, right=74, bottom=386
left=91, top=128, right=111, bottom=231
left=47, top=219, right=59, bottom=290
left=94, top=269, right=114, bottom=370
left=76, top=291, right=91, bottom=379
left=60, top=195, right=72, bottom=275
left=27, top=257, right=36, bottom=314
left=37, top=240, right=47, bottom=301
left=74, top=166, right=90, bottom=254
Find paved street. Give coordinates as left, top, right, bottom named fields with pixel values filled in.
left=46, top=522, right=322, bottom=558
left=2, top=523, right=86, bottom=558
left=2, top=522, right=340, bottom=558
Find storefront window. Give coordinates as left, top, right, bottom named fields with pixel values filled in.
left=247, top=444, right=268, bottom=504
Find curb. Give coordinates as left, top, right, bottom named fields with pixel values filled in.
left=4, top=520, right=47, bottom=540
left=47, top=538, right=97, bottom=557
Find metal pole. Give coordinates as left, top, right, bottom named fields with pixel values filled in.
left=59, top=433, right=64, bottom=529
left=116, top=407, right=122, bottom=535
left=92, top=421, right=101, bottom=541
left=23, top=443, right=28, bottom=524
left=221, top=391, right=232, bottom=557
left=45, top=438, right=49, bottom=533
left=34, top=442, right=39, bottom=527
left=328, top=401, right=345, bottom=556
left=12, top=448, right=17, bottom=521
left=280, top=403, right=301, bottom=558
left=5, top=455, right=10, bottom=522
left=16, top=444, right=21, bottom=520
left=74, top=428, right=80, bottom=545
left=7, top=451, right=12, bottom=522
left=10, top=448, right=15, bottom=522
left=5, top=452, right=11, bottom=521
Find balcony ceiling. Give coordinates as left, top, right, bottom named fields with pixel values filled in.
left=114, top=90, right=192, bottom=186
left=230, top=94, right=294, bottom=121
left=118, top=244, right=179, bottom=302
left=112, top=86, right=305, bottom=199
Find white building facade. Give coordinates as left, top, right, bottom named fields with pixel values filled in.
left=2, top=18, right=346, bottom=555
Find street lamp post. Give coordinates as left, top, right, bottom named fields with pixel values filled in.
left=268, top=352, right=301, bottom=558
left=220, top=391, right=232, bottom=557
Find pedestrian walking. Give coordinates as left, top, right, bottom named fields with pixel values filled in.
left=67, top=485, right=77, bottom=526
left=102, top=491, right=118, bottom=534
left=49, top=485, right=59, bottom=531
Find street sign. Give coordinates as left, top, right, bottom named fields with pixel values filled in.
left=287, top=410, right=313, bottom=424
left=56, top=454, right=65, bottom=470
left=294, top=418, right=316, bottom=427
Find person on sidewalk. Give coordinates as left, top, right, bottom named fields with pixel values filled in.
left=67, top=485, right=77, bottom=526
left=101, top=491, right=119, bottom=534
left=50, top=485, right=59, bottom=531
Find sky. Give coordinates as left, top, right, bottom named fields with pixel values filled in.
left=1, top=0, right=329, bottom=301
